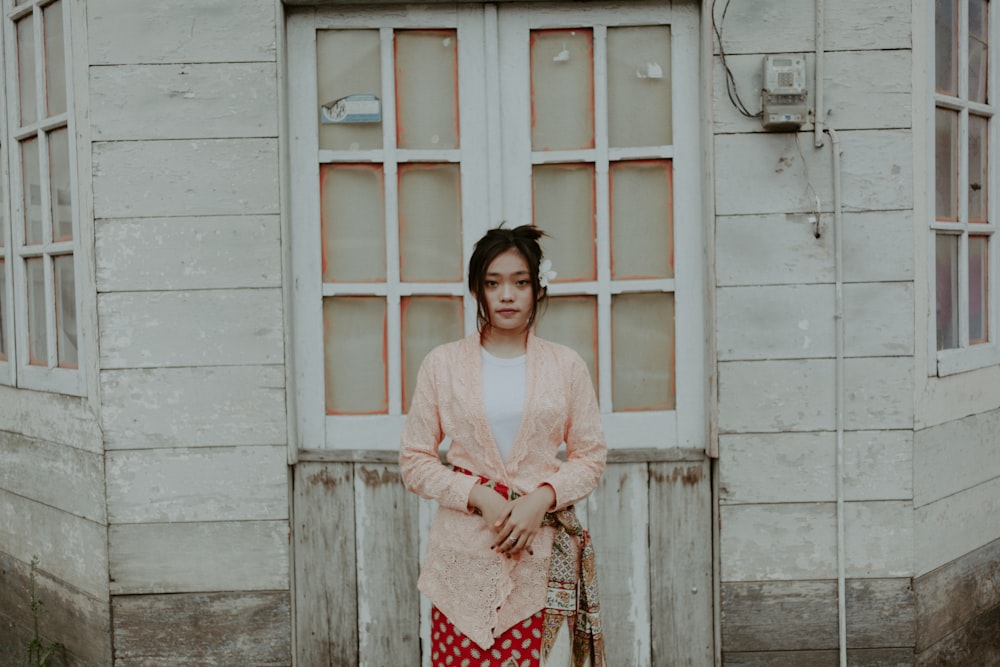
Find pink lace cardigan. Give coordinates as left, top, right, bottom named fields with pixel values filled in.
left=399, top=332, right=607, bottom=650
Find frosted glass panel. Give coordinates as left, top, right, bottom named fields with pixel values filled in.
left=969, top=0, right=988, bottom=103
left=17, top=15, right=36, bottom=126
left=969, top=114, right=988, bottom=222
left=398, top=163, right=462, bottom=281
left=936, top=0, right=957, bottom=95
left=531, top=29, right=594, bottom=151
left=936, top=233, right=959, bottom=350
left=532, top=164, right=595, bottom=281
left=324, top=296, right=387, bottom=414
left=44, top=2, right=66, bottom=117
left=396, top=30, right=459, bottom=150
left=936, top=108, right=958, bottom=221
left=0, top=260, right=7, bottom=360
left=607, top=26, right=672, bottom=148
left=402, top=296, right=463, bottom=411
left=50, top=128, right=72, bottom=241
left=54, top=254, right=76, bottom=368
left=535, top=295, right=597, bottom=388
left=22, top=139, right=42, bottom=245
left=317, top=30, right=383, bottom=151
left=320, top=164, right=386, bottom=282
left=612, top=292, right=674, bottom=411
left=26, top=257, right=46, bottom=366
left=969, top=235, right=989, bottom=344
left=611, top=161, right=673, bottom=279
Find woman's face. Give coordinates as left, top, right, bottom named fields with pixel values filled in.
left=480, top=248, right=536, bottom=336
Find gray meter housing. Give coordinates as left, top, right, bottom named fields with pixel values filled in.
left=761, top=55, right=808, bottom=131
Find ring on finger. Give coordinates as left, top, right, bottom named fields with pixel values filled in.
left=508, top=536, right=517, bottom=543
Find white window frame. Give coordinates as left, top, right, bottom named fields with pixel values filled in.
left=929, top=0, right=1000, bottom=376
left=0, top=0, right=84, bottom=395
left=287, top=3, right=705, bottom=451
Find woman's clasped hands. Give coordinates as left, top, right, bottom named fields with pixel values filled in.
left=469, top=483, right=556, bottom=560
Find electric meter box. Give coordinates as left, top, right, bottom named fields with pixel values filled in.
left=761, top=55, right=808, bottom=131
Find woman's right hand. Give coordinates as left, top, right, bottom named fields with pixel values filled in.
left=468, top=484, right=508, bottom=535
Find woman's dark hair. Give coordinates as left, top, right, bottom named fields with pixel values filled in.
left=468, top=224, right=548, bottom=333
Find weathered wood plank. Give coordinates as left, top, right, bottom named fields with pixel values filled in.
left=915, top=536, right=1000, bottom=650
left=296, top=446, right=707, bottom=464
left=0, top=491, right=108, bottom=597
left=916, top=604, right=1000, bottom=667
left=0, top=386, right=102, bottom=454
left=715, top=130, right=912, bottom=217
left=111, top=591, right=290, bottom=666
left=92, top=139, right=279, bottom=218
left=109, top=521, right=289, bottom=594
left=724, top=648, right=915, bottom=666
left=90, top=63, right=278, bottom=140
left=101, top=366, right=287, bottom=449
left=720, top=430, right=912, bottom=504
left=0, top=433, right=106, bottom=523
left=355, top=464, right=421, bottom=667
left=722, top=578, right=915, bottom=652
left=913, top=408, right=1000, bottom=508
left=96, top=216, right=281, bottom=292
left=293, top=463, right=358, bottom=667
left=843, top=282, right=915, bottom=357
left=916, top=364, right=1000, bottom=430
left=98, top=289, right=283, bottom=369
left=87, top=0, right=277, bottom=65
left=717, top=285, right=835, bottom=361
left=106, top=446, right=288, bottom=523
left=716, top=210, right=914, bottom=288
left=650, top=461, right=714, bottom=666
left=587, top=463, right=652, bottom=666
left=0, top=551, right=112, bottom=666
left=915, top=476, right=1000, bottom=576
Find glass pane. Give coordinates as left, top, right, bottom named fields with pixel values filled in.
left=50, top=128, right=72, bottom=240
left=54, top=254, right=76, bottom=368
left=969, top=115, right=989, bottom=223
left=531, top=29, right=594, bottom=151
left=22, top=138, right=42, bottom=245
left=44, top=2, right=66, bottom=117
left=398, top=163, right=462, bottom=281
left=26, top=256, right=47, bottom=366
left=534, top=295, right=597, bottom=388
left=936, top=233, right=960, bottom=350
left=936, top=0, right=957, bottom=95
left=401, top=296, right=463, bottom=411
left=607, top=26, right=672, bottom=148
left=612, top=292, right=674, bottom=411
left=611, top=160, right=674, bottom=279
left=970, top=0, right=989, bottom=102
left=320, top=164, right=386, bottom=282
left=0, top=259, right=7, bottom=360
left=396, top=30, right=459, bottom=150
left=323, top=296, right=387, bottom=414
left=17, top=14, right=37, bottom=126
left=936, top=108, right=958, bottom=221
left=317, top=30, right=383, bottom=151
left=532, top=164, right=595, bottom=281
left=969, top=235, right=989, bottom=344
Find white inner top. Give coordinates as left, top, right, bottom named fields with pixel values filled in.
left=481, top=348, right=527, bottom=462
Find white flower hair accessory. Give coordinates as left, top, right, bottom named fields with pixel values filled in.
left=538, top=258, right=557, bottom=288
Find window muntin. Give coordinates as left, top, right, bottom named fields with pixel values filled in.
left=932, top=0, right=998, bottom=373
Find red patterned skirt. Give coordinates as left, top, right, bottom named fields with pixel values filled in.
left=430, top=605, right=545, bottom=667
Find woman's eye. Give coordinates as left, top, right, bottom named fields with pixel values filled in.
left=517, top=280, right=530, bottom=286
left=485, top=280, right=498, bottom=287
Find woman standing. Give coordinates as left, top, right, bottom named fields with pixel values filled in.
left=399, top=225, right=607, bottom=667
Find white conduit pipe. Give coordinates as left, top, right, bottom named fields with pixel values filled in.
left=827, top=126, right=847, bottom=667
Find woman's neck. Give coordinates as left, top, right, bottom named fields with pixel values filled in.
left=481, top=328, right=528, bottom=358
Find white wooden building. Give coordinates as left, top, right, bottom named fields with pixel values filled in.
left=0, top=0, right=998, bottom=665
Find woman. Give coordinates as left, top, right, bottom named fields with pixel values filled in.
left=399, top=225, right=607, bottom=667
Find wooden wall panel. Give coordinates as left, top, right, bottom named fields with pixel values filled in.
left=92, top=139, right=279, bottom=218
left=101, top=366, right=287, bottom=449
left=717, top=285, right=835, bottom=360
left=106, top=446, right=288, bottom=523
left=0, top=386, right=103, bottom=454
left=915, top=476, right=1000, bottom=576
left=724, top=648, right=915, bottom=666
left=916, top=605, right=1000, bottom=667
left=96, top=216, right=281, bottom=292
left=293, top=463, right=358, bottom=667
left=914, top=407, right=1000, bottom=508
left=109, top=521, right=289, bottom=594
left=843, top=282, right=915, bottom=357
left=90, top=64, right=278, bottom=141
left=87, top=0, right=277, bottom=65
left=112, top=591, right=289, bottom=667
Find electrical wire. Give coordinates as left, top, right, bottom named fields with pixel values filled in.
left=712, top=0, right=761, bottom=118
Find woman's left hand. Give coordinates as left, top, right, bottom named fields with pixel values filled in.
left=493, top=485, right=556, bottom=557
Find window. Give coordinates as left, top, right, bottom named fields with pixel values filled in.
left=0, top=0, right=83, bottom=394
left=933, top=0, right=1000, bottom=375
left=288, top=4, right=704, bottom=451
